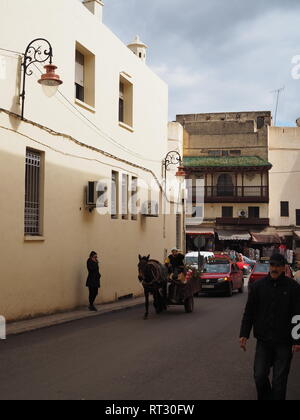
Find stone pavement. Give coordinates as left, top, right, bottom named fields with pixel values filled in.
left=7, top=296, right=145, bottom=337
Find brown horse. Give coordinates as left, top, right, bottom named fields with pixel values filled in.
left=138, top=255, right=168, bottom=320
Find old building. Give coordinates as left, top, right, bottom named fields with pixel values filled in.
left=268, top=124, right=300, bottom=261
left=0, top=0, right=180, bottom=321
left=177, top=112, right=273, bottom=253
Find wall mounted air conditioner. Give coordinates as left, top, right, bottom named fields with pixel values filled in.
left=141, top=201, right=159, bottom=217
left=86, top=181, right=108, bottom=211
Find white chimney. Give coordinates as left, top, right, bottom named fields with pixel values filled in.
left=83, top=0, right=104, bottom=22
left=127, top=35, right=148, bottom=64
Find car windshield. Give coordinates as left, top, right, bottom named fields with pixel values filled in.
left=185, top=257, right=198, bottom=265
left=204, top=263, right=230, bottom=274
left=254, top=263, right=269, bottom=273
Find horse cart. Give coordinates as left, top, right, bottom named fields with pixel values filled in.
left=138, top=255, right=202, bottom=319
left=167, top=269, right=202, bottom=313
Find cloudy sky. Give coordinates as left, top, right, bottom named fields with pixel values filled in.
left=104, top=0, right=300, bottom=126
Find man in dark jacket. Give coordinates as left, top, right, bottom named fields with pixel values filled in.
left=240, top=253, right=300, bottom=400
left=167, top=248, right=185, bottom=274
left=86, top=251, right=101, bottom=312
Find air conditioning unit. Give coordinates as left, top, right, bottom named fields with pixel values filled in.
left=86, top=181, right=97, bottom=207
left=86, top=181, right=108, bottom=210
left=141, top=201, right=159, bottom=217
left=238, top=209, right=248, bottom=218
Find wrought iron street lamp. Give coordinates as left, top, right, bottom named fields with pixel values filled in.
left=20, top=38, right=63, bottom=120
left=162, top=151, right=187, bottom=249
left=163, top=150, right=183, bottom=181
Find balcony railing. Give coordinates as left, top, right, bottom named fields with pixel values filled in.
left=191, top=186, right=269, bottom=203
left=216, top=217, right=270, bottom=226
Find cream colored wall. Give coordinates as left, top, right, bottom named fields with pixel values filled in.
left=204, top=204, right=269, bottom=220
left=167, top=122, right=185, bottom=252
left=0, top=0, right=168, bottom=175
left=0, top=0, right=175, bottom=321
left=269, top=126, right=300, bottom=228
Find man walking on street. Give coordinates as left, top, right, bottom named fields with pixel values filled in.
left=86, top=251, right=101, bottom=312
left=240, top=253, right=300, bottom=400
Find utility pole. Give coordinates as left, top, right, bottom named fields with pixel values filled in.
left=271, top=86, right=285, bottom=126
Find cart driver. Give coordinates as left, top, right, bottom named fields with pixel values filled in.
left=167, top=248, right=185, bottom=275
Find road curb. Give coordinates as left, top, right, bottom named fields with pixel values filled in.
left=6, top=297, right=145, bottom=337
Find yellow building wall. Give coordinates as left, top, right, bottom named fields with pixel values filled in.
left=0, top=0, right=177, bottom=321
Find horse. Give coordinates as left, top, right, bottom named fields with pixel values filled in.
left=138, top=255, right=168, bottom=320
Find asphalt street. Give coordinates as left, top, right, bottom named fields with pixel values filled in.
left=0, top=290, right=299, bottom=400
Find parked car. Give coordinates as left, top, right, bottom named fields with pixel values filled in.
left=184, top=252, right=214, bottom=270
left=200, top=260, right=244, bottom=297
left=248, top=262, right=294, bottom=290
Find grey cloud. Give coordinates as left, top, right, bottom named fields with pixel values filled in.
left=104, top=0, right=300, bottom=124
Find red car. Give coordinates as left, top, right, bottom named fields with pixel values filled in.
left=200, top=260, right=244, bottom=297
left=248, top=262, right=294, bottom=290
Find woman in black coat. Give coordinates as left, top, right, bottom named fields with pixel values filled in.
left=86, top=251, right=101, bottom=311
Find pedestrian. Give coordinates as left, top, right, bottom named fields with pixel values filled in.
left=239, top=253, right=300, bottom=400
left=294, top=262, right=300, bottom=285
left=86, top=251, right=101, bottom=312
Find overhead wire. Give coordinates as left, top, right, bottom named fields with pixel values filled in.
left=0, top=46, right=163, bottom=163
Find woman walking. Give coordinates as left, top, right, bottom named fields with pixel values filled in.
left=86, top=251, right=101, bottom=311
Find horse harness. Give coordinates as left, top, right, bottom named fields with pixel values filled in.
left=142, top=261, right=163, bottom=289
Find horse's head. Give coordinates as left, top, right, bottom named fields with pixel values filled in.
left=138, top=254, right=150, bottom=283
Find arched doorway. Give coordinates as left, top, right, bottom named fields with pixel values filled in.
left=217, top=174, right=234, bottom=196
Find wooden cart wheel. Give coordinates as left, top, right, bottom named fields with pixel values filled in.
left=184, top=296, right=194, bottom=313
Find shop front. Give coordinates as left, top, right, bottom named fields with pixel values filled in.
left=215, top=230, right=251, bottom=254
left=186, top=228, right=215, bottom=252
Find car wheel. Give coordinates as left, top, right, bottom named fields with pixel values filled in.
left=184, top=296, right=194, bottom=313
left=226, top=282, right=233, bottom=297
left=238, top=281, right=244, bottom=294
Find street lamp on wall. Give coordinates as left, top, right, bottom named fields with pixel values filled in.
left=162, top=151, right=187, bottom=248
left=20, top=38, right=63, bottom=120
left=163, top=151, right=183, bottom=181
left=175, top=166, right=187, bottom=184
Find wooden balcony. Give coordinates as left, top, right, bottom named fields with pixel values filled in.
left=192, top=186, right=269, bottom=203
left=216, top=217, right=270, bottom=226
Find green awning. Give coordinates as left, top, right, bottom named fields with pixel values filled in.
left=183, top=156, right=272, bottom=168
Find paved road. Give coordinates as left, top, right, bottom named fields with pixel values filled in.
left=0, top=290, right=299, bottom=400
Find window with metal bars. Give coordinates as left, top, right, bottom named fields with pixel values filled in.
left=24, top=149, right=41, bottom=236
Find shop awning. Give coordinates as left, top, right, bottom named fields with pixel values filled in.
left=276, top=231, right=294, bottom=238
left=251, top=233, right=281, bottom=244
left=217, top=230, right=251, bottom=241
left=186, top=228, right=215, bottom=236
left=294, top=231, right=300, bottom=239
